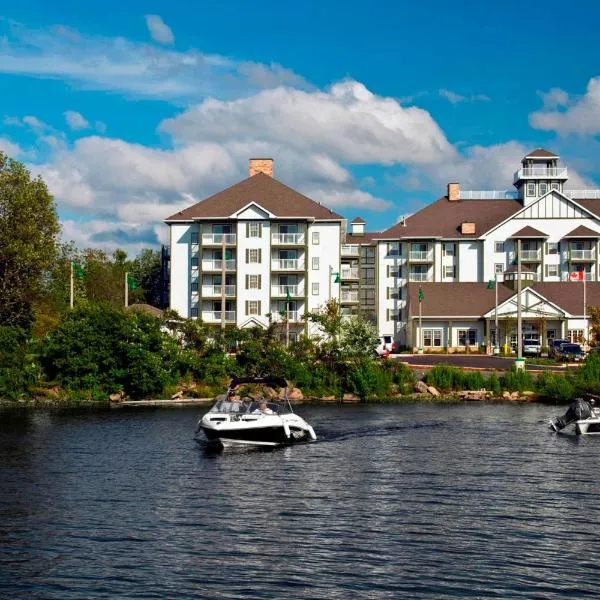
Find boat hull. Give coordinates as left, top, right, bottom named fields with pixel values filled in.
left=201, top=424, right=292, bottom=446
left=575, top=418, right=600, bottom=435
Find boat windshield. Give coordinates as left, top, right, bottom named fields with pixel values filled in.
left=209, top=398, right=284, bottom=415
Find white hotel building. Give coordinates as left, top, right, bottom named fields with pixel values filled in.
left=166, top=150, right=600, bottom=350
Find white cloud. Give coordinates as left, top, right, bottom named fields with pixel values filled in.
left=0, top=137, right=22, bottom=157
left=530, top=77, right=600, bottom=135
left=439, top=89, right=490, bottom=104
left=538, top=87, right=569, bottom=109
left=64, top=110, right=90, bottom=130
left=145, top=14, right=174, bottom=46
left=22, top=115, right=48, bottom=130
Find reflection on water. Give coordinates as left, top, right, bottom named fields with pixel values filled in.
left=2, top=402, right=600, bottom=599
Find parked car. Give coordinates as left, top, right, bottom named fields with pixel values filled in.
left=523, top=337, right=541, bottom=355
left=549, top=339, right=569, bottom=358
left=556, top=343, right=585, bottom=362
left=376, top=335, right=397, bottom=357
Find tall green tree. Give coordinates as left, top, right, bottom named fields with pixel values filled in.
left=0, top=153, right=60, bottom=328
left=129, top=248, right=163, bottom=307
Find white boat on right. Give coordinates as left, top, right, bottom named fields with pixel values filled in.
left=549, top=397, right=600, bottom=435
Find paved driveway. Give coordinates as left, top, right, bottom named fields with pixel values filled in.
left=394, top=354, right=567, bottom=372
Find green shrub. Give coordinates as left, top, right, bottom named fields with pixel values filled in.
left=425, top=364, right=464, bottom=391
left=536, top=371, right=575, bottom=402
left=0, top=326, right=39, bottom=400
left=501, top=368, right=534, bottom=392
left=487, top=373, right=502, bottom=395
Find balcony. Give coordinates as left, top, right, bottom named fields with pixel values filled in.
left=272, top=285, right=303, bottom=297
left=514, top=167, right=568, bottom=182
left=202, top=311, right=236, bottom=323
left=519, top=249, right=542, bottom=261
left=340, top=290, right=359, bottom=303
left=271, top=233, right=305, bottom=245
left=409, top=250, right=434, bottom=262
left=272, top=310, right=301, bottom=322
left=341, top=267, right=359, bottom=280
left=201, top=259, right=236, bottom=271
left=202, top=285, right=236, bottom=297
left=570, top=249, right=596, bottom=261
left=563, top=272, right=595, bottom=282
left=202, top=233, right=236, bottom=245
left=341, top=245, right=360, bottom=257
left=408, top=271, right=432, bottom=282
left=271, top=258, right=304, bottom=271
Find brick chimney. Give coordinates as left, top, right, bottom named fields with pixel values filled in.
left=249, top=158, right=274, bottom=177
left=448, top=182, right=460, bottom=201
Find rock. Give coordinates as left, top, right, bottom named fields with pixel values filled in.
left=288, top=387, right=304, bottom=401
left=263, top=387, right=278, bottom=400
left=502, top=391, right=511, bottom=399
left=321, top=395, right=337, bottom=402
left=171, top=390, right=183, bottom=400
left=109, top=392, right=123, bottom=403
left=415, top=381, right=429, bottom=394
left=343, top=393, right=360, bottom=402
left=427, top=386, right=440, bottom=397
left=510, top=392, right=519, bottom=400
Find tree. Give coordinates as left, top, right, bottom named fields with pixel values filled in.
left=130, top=248, right=163, bottom=307
left=340, top=315, right=380, bottom=361
left=0, top=153, right=60, bottom=328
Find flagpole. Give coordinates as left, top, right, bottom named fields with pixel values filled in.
left=584, top=273, right=588, bottom=346
left=418, top=286, right=423, bottom=353
left=286, top=296, right=290, bottom=348
left=125, top=272, right=128, bottom=307
left=494, top=273, right=498, bottom=353
left=516, top=239, right=522, bottom=362
left=70, top=261, right=74, bottom=309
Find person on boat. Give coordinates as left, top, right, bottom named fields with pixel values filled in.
left=253, top=402, right=274, bottom=415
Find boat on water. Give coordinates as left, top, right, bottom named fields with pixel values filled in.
left=549, top=397, right=600, bottom=435
left=196, top=376, right=317, bottom=448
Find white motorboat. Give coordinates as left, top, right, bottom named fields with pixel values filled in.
left=549, top=397, right=600, bottom=435
left=196, top=376, right=317, bottom=448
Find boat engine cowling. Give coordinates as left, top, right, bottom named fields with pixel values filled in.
left=550, top=398, right=593, bottom=431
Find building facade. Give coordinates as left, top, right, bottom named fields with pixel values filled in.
left=165, top=150, right=600, bottom=351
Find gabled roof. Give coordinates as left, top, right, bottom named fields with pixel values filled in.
left=351, top=216, right=366, bottom=224
left=380, top=197, right=522, bottom=239
left=525, top=148, right=559, bottom=159
left=563, top=225, right=600, bottom=238
left=345, top=232, right=380, bottom=244
left=534, top=283, right=600, bottom=316
left=510, top=226, right=548, bottom=238
left=165, top=173, right=344, bottom=222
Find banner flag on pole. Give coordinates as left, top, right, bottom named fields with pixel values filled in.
left=72, top=261, right=86, bottom=279
left=487, top=280, right=494, bottom=289
left=571, top=271, right=584, bottom=281
left=127, top=273, right=138, bottom=291
left=418, top=286, right=424, bottom=302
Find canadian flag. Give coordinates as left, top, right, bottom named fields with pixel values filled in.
left=570, top=271, right=584, bottom=281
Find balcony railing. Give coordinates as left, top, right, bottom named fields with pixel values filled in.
left=271, top=233, right=305, bottom=245
left=409, top=250, right=433, bottom=262
left=519, top=249, right=541, bottom=261
left=570, top=249, right=596, bottom=261
left=273, top=311, right=300, bottom=322
left=408, top=272, right=432, bottom=282
left=341, top=245, right=360, bottom=257
left=565, top=190, right=600, bottom=199
left=202, top=285, right=236, bottom=297
left=272, top=285, right=301, bottom=297
left=563, top=272, right=595, bottom=282
left=202, top=259, right=236, bottom=270
left=514, top=167, right=568, bottom=182
left=271, top=259, right=304, bottom=271
left=459, top=190, right=519, bottom=200
left=341, top=267, right=359, bottom=279
left=202, top=233, right=236, bottom=245
left=340, top=290, right=359, bottom=303
left=203, top=311, right=236, bottom=322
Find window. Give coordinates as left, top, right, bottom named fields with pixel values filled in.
left=312, top=282, right=319, bottom=295
left=568, top=329, right=584, bottom=344
left=191, top=282, right=199, bottom=292
left=458, top=329, right=477, bottom=346
left=387, top=265, right=402, bottom=278
left=539, top=182, right=548, bottom=195
left=495, top=263, right=504, bottom=275
left=387, top=287, right=401, bottom=300
left=547, top=329, right=557, bottom=340
left=545, top=264, right=559, bottom=278
left=312, top=231, right=320, bottom=245
left=191, top=257, right=199, bottom=267
left=361, top=247, right=375, bottom=264
left=312, top=257, right=320, bottom=270
left=527, top=182, right=535, bottom=196
left=246, top=274, right=261, bottom=289
left=551, top=182, right=560, bottom=191
left=443, top=265, right=456, bottom=278
left=443, top=243, right=455, bottom=257
left=279, top=223, right=298, bottom=234
left=387, top=309, right=400, bottom=321
left=191, top=232, right=199, bottom=244
left=246, top=300, right=260, bottom=316
left=190, top=307, right=199, bottom=318
left=546, top=242, right=558, bottom=254
left=360, top=267, right=376, bottom=285
left=248, top=222, right=261, bottom=238
left=213, top=224, right=232, bottom=233
left=359, top=288, right=376, bottom=305
left=423, top=329, right=442, bottom=347
left=494, top=241, right=505, bottom=253
left=388, top=243, right=400, bottom=256
left=246, top=248, right=261, bottom=264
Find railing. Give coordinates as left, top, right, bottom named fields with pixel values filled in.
left=202, top=259, right=236, bottom=270
left=520, top=249, right=541, bottom=261
left=271, top=259, right=303, bottom=270
left=408, top=272, right=432, bottom=282
left=202, top=285, right=236, bottom=297
left=341, top=267, right=359, bottom=279
left=272, top=285, right=301, bottom=297
left=570, top=249, right=596, bottom=261
left=459, top=190, right=519, bottom=200
left=564, top=190, right=600, bottom=199
left=273, top=311, right=300, bottom=322
left=272, top=233, right=305, bottom=245
left=203, top=311, right=236, bottom=322
left=341, top=245, right=360, bottom=256
left=514, top=167, right=568, bottom=181
left=202, top=233, right=236, bottom=244
left=563, top=272, right=595, bottom=281
left=340, top=290, right=359, bottom=303
left=409, top=251, right=433, bottom=261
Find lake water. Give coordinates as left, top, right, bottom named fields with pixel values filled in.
left=1, top=402, right=600, bottom=599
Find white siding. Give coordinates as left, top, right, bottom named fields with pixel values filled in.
left=169, top=224, right=192, bottom=318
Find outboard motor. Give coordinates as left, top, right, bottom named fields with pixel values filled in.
left=549, top=397, right=593, bottom=432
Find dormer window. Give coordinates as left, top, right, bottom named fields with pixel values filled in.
left=551, top=182, right=560, bottom=190
left=527, top=182, right=535, bottom=196
left=539, top=182, right=548, bottom=195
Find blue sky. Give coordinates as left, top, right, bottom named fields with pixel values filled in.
left=1, top=0, right=600, bottom=254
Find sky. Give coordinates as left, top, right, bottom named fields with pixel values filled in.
left=2, top=0, right=600, bottom=256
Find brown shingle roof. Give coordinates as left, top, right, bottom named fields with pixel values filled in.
left=380, top=197, right=522, bottom=239
left=351, top=216, right=366, bottom=224
left=563, top=225, right=600, bottom=238
left=525, top=148, right=559, bottom=158
left=126, top=303, right=164, bottom=318
left=533, top=283, right=600, bottom=316
left=571, top=199, right=600, bottom=218
left=510, top=226, right=548, bottom=238
left=345, top=232, right=380, bottom=244
left=165, top=173, right=344, bottom=222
